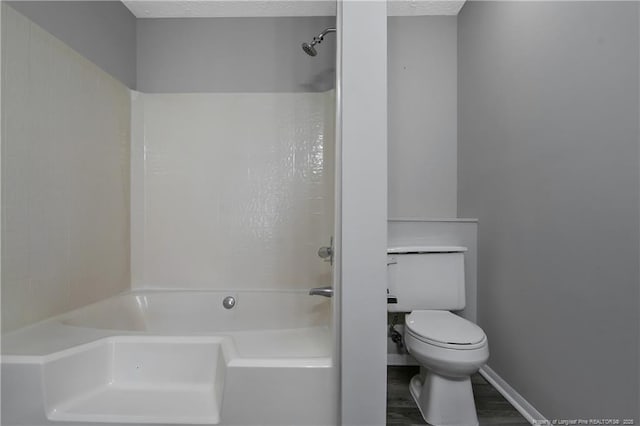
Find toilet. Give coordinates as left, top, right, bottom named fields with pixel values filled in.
left=387, top=246, right=489, bottom=426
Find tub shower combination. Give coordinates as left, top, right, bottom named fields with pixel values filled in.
left=2, top=12, right=340, bottom=425
left=1, top=290, right=336, bottom=425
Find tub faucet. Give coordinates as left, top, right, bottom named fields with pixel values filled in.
left=308, top=286, right=333, bottom=298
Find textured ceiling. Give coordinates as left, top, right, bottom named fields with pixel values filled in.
left=122, top=0, right=466, bottom=18
left=388, top=0, right=465, bottom=16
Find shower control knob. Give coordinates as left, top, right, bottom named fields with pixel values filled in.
left=318, top=246, right=333, bottom=260
left=317, top=237, right=334, bottom=265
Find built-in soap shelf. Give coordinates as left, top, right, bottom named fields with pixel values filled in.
left=43, top=336, right=228, bottom=424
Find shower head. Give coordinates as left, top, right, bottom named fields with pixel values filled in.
left=302, top=27, right=336, bottom=56
left=302, top=42, right=318, bottom=57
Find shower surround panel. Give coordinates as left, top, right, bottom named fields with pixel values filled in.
left=1, top=5, right=131, bottom=333
left=131, top=91, right=335, bottom=290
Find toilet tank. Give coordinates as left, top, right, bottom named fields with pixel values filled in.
left=387, top=246, right=466, bottom=313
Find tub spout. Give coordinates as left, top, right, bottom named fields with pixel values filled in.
left=308, top=286, right=333, bottom=298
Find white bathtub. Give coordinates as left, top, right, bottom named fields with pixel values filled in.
left=1, top=290, right=337, bottom=426
left=62, top=290, right=330, bottom=331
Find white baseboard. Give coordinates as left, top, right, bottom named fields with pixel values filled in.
left=479, top=365, right=548, bottom=425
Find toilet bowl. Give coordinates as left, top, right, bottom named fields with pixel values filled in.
left=404, top=310, right=489, bottom=426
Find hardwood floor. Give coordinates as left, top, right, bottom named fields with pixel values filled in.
left=387, top=366, right=530, bottom=426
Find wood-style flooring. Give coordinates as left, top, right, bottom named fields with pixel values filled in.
left=387, top=366, right=530, bottom=426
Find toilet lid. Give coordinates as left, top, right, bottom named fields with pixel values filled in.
left=405, top=311, right=485, bottom=346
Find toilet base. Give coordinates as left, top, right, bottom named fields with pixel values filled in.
left=409, top=372, right=479, bottom=426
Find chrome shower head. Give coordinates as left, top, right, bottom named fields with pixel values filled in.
left=301, top=27, right=336, bottom=57
left=302, top=42, right=318, bottom=57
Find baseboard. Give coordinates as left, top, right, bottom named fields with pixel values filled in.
left=479, top=365, right=548, bottom=425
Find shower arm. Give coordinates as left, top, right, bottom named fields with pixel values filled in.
left=302, top=27, right=336, bottom=56
left=311, top=28, right=336, bottom=45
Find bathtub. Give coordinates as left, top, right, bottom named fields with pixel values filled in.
left=1, top=290, right=337, bottom=426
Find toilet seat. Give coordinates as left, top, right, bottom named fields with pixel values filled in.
left=405, top=311, right=487, bottom=350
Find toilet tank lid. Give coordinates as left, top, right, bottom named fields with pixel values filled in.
left=387, top=246, right=467, bottom=254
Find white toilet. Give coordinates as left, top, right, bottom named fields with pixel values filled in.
left=387, top=246, right=489, bottom=426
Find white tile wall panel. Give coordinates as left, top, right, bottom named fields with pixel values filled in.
left=132, top=91, right=334, bottom=291
left=1, top=5, right=131, bottom=332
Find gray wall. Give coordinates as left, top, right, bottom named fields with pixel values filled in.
left=8, top=1, right=136, bottom=88
left=340, top=2, right=388, bottom=424
left=388, top=16, right=458, bottom=218
left=5, top=3, right=334, bottom=92
left=136, top=17, right=335, bottom=92
left=458, top=1, right=639, bottom=421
